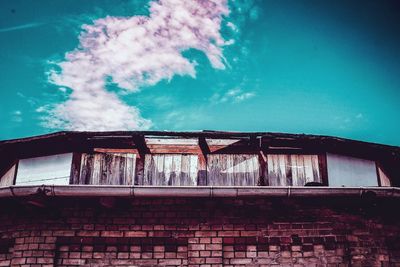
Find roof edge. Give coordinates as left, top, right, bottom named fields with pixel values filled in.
left=1, top=130, right=399, bottom=151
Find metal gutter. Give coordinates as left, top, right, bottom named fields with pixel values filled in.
left=0, top=185, right=399, bottom=199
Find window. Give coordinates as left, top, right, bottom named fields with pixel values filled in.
left=326, top=153, right=378, bottom=187
left=207, top=154, right=259, bottom=186
left=143, top=154, right=198, bottom=186
left=266, top=154, right=321, bottom=186
left=15, top=153, right=72, bottom=185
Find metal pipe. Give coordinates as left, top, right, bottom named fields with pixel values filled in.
left=0, top=185, right=399, bottom=199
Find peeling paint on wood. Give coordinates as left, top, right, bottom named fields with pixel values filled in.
left=266, top=154, right=321, bottom=186
left=207, top=154, right=259, bottom=186
left=79, top=153, right=136, bottom=185
left=143, top=154, right=198, bottom=186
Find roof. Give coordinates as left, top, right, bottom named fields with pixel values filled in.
left=1, top=130, right=399, bottom=186
left=1, top=130, right=399, bottom=157
left=1, top=131, right=400, bottom=202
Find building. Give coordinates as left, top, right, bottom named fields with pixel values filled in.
left=0, top=131, right=399, bottom=267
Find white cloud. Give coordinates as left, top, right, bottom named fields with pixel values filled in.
left=211, top=87, right=255, bottom=104
left=43, top=0, right=231, bottom=131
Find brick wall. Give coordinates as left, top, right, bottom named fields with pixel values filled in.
left=0, top=197, right=399, bottom=267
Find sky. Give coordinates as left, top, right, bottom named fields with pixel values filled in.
left=0, top=0, right=399, bottom=146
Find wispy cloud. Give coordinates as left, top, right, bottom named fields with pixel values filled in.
left=11, top=110, right=23, bottom=123
left=41, top=0, right=232, bottom=131
left=210, top=87, right=255, bottom=104
left=0, top=22, right=44, bottom=33
left=333, top=113, right=365, bottom=130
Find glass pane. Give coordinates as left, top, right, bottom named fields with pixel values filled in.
left=327, top=153, right=378, bottom=187
left=16, top=153, right=73, bottom=185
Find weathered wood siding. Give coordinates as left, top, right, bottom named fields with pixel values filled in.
left=78, top=153, right=136, bottom=185
left=266, top=154, right=321, bottom=186
left=207, top=154, right=259, bottom=186
left=142, top=154, right=198, bottom=186
left=0, top=164, right=16, bottom=187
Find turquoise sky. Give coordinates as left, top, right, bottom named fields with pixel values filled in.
left=0, top=0, right=399, bottom=146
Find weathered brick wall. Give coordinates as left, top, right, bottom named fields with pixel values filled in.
left=0, top=197, right=399, bottom=267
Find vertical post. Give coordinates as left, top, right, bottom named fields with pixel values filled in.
left=132, top=135, right=149, bottom=185
left=198, top=137, right=209, bottom=186
left=318, top=153, right=329, bottom=186
left=258, top=151, right=267, bottom=186
left=134, top=153, right=145, bottom=185
left=69, top=152, right=82, bottom=184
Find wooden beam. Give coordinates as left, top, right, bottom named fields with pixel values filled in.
left=69, top=153, right=82, bottom=185
left=199, top=137, right=210, bottom=155
left=197, top=137, right=209, bottom=186
left=132, top=135, right=150, bottom=154
left=318, top=153, right=329, bottom=186
left=258, top=151, right=267, bottom=186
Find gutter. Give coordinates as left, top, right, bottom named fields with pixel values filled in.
left=0, top=185, right=399, bottom=199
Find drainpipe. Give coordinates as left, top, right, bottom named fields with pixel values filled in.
left=0, top=185, right=399, bottom=199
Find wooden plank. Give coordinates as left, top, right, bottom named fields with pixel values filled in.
left=318, top=154, right=328, bottom=185
left=266, top=154, right=321, bottom=186
left=294, top=155, right=306, bottom=186
left=146, top=145, right=201, bottom=154
left=207, top=154, right=220, bottom=186
left=258, top=151, right=267, bottom=186
left=163, top=154, right=173, bottom=185
left=279, top=154, right=288, bottom=186
left=143, top=154, right=153, bottom=185
left=142, top=154, right=198, bottom=186
left=197, top=153, right=207, bottom=186
left=172, top=155, right=181, bottom=185
left=311, top=155, right=321, bottom=183
left=206, top=139, right=240, bottom=146
left=226, top=155, right=234, bottom=186
left=145, top=138, right=198, bottom=145
left=94, top=148, right=138, bottom=153
left=69, top=153, right=82, bottom=184
left=233, top=154, right=241, bottom=186
left=78, top=152, right=136, bottom=185
left=135, top=153, right=144, bottom=185
left=303, top=155, right=314, bottom=184
left=189, top=155, right=198, bottom=186
left=207, top=154, right=259, bottom=186
left=250, top=154, right=258, bottom=185
left=125, top=153, right=136, bottom=185
left=266, top=154, right=277, bottom=186
left=79, top=153, right=93, bottom=184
